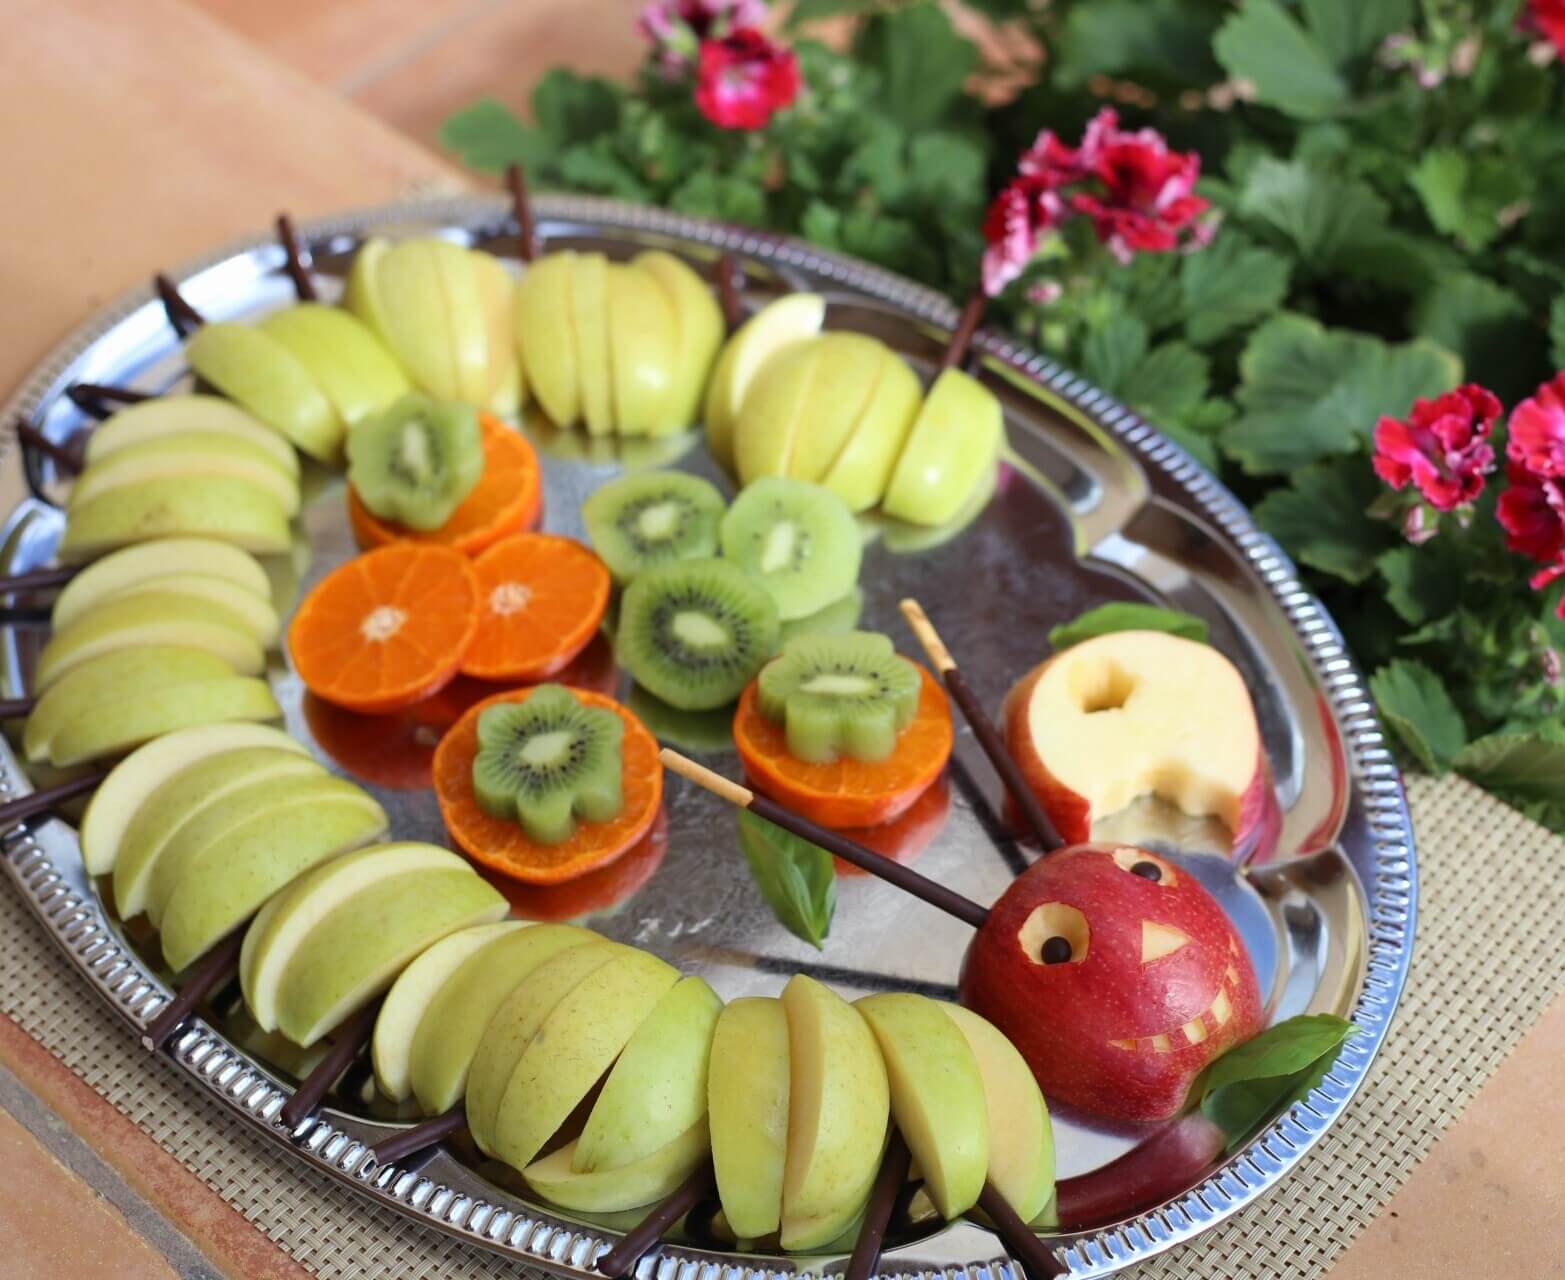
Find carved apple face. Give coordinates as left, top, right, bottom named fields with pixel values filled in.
left=959, top=843, right=1263, bottom=1123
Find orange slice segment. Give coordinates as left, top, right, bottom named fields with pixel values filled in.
left=462, top=533, right=611, bottom=682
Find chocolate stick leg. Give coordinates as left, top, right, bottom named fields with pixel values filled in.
left=0, top=565, right=79, bottom=595
left=275, top=214, right=318, bottom=302
left=940, top=290, right=988, bottom=372
left=976, top=1181, right=1066, bottom=1280
left=13, top=418, right=85, bottom=475
left=898, top=599, right=1063, bottom=853
left=595, top=1161, right=715, bottom=1279
left=368, top=1105, right=466, bottom=1168
left=141, top=930, right=245, bottom=1051
left=66, top=382, right=150, bottom=420
left=715, top=253, right=743, bottom=333
left=506, top=164, right=540, bottom=263
left=846, top=1131, right=912, bottom=1280
left=154, top=274, right=206, bottom=338
left=0, top=768, right=109, bottom=831
left=0, top=696, right=39, bottom=719
left=280, top=1001, right=380, bottom=1131
left=660, top=749, right=989, bottom=929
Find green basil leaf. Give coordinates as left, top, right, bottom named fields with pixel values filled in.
left=1253, top=458, right=1390, bottom=584
left=737, top=810, right=837, bottom=949
left=1200, top=1014, right=1357, bottom=1152
left=1370, top=658, right=1468, bottom=773
left=1049, top=603, right=1209, bottom=651
left=1213, top=0, right=1348, bottom=120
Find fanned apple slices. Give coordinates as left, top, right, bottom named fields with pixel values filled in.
left=513, top=249, right=723, bottom=437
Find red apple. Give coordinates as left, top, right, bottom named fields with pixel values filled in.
left=959, top=843, right=1263, bottom=1122
left=1002, top=630, right=1278, bottom=862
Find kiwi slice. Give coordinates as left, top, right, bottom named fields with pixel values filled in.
left=346, top=392, right=483, bottom=531
left=472, top=686, right=624, bottom=844
left=582, top=471, right=725, bottom=584
left=618, top=558, right=780, bottom=711
left=780, top=586, right=864, bottom=645
left=625, top=684, right=736, bottom=755
left=719, top=477, right=862, bottom=620
left=757, top=631, right=920, bottom=763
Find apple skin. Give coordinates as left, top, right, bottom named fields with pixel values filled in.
left=1001, top=645, right=1275, bottom=861
left=958, top=844, right=1263, bottom=1122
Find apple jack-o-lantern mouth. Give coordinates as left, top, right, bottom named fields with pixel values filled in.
left=1106, top=934, right=1243, bottom=1053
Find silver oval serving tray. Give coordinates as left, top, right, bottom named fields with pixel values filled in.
left=0, top=195, right=1415, bottom=1278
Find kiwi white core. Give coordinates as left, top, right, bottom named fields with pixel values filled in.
left=361, top=605, right=408, bottom=643
left=520, top=730, right=574, bottom=766
left=760, top=522, right=800, bottom=574
left=800, top=672, right=875, bottom=697
left=398, top=422, right=433, bottom=481
left=672, top=611, right=728, bottom=649
left=636, top=501, right=680, bottom=540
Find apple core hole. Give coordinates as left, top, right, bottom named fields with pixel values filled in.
left=1070, top=658, right=1135, bottom=714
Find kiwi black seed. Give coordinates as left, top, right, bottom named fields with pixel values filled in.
left=617, top=558, right=780, bottom=711
left=582, top=470, right=726, bottom=583
left=346, top=392, right=483, bottom=531
left=471, top=685, right=624, bottom=844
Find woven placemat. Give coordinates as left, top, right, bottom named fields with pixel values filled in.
left=1, top=773, right=1559, bottom=1279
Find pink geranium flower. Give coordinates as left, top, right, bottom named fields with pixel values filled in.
left=694, top=29, right=799, bottom=130
left=1507, top=372, right=1565, bottom=476
left=980, top=177, right=1067, bottom=297
left=1372, top=384, right=1500, bottom=511
left=1497, top=461, right=1565, bottom=615
left=1522, top=0, right=1565, bottom=58
left=639, top=0, right=767, bottom=75
left=1065, top=110, right=1209, bottom=264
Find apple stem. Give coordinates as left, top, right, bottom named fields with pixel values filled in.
left=0, top=696, right=38, bottom=718
left=594, top=1160, right=715, bottom=1279
left=659, top=749, right=990, bottom=930
left=977, top=1181, right=1067, bottom=1280
left=846, top=1130, right=912, bottom=1280
left=13, top=417, right=85, bottom=475
left=506, top=164, right=540, bottom=263
left=275, top=214, right=318, bottom=302
left=368, top=1105, right=465, bottom=1169
left=898, top=599, right=1064, bottom=853
left=154, top=273, right=206, bottom=338
left=279, top=1001, right=381, bottom=1131
left=0, top=767, right=109, bottom=833
left=715, top=253, right=744, bottom=333
left=939, top=290, right=987, bottom=373
left=0, top=565, right=79, bottom=595
left=140, top=929, right=245, bottom=1052
left=67, top=382, right=150, bottom=420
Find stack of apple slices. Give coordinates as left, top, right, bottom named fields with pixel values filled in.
left=58, top=397, right=299, bottom=562
left=78, top=721, right=391, bottom=972
left=514, top=249, right=723, bottom=437
left=713, top=297, right=1004, bottom=525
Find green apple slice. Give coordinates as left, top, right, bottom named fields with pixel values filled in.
left=68, top=574, right=280, bottom=648
left=51, top=678, right=279, bottom=769
left=779, top=974, right=890, bottom=1251
left=708, top=996, right=791, bottom=1240
left=525, top=1119, right=710, bottom=1213
left=571, top=252, right=614, bottom=436
left=258, top=303, right=411, bottom=427
left=856, top=993, right=988, bottom=1219
left=940, top=1003, right=1054, bottom=1224
left=705, top=293, right=826, bottom=469
left=489, top=946, right=679, bottom=1172
left=427, top=239, right=492, bottom=409
left=35, top=591, right=266, bottom=691
left=113, top=747, right=324, bottom=919
left=273, top=866, right=508, bottom=1047
left=84, top=395, right=298, bottom=477
left=184, top=322, right=343, bottom=462
left=634, top=251, right=724, bottom=436
left=465, top=941, right=627, bottom=1156
left=53, top=539, right=270, bottom=632
left=785, top=334, right=890, bottom=483
left=68, top=431, right=300, bottom=518
left=473, top=249, right=523, bottom=416
left=349, top=239, right=451, bottom=399
left=373, top=920, right=528, bottom=1103
left=146, top=773, right=379, bottom=929
left=819, top=352, right=922, bottom=512
left=59, top=475, right=291, bottom=563
left=242, top=842, right=469, bottom=1032
left=514, top=251, right=580, bottom=427
left=573, top=974, right=721, bottom=1173
left=158, top=784, right=389, bottom=973
left=408, top=922, right=600, bottom=1116
left=732, top=341, right=816, bottom=485
left=881, top=368, right=1004, bottom=526
left=606, top=262, right=677, bottom=437
left=78, top=720, right=302, bottom=876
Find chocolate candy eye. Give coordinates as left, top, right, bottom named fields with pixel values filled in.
left=1131, top=860, right=1162, bottom=882
left=1041, top=936, right=1073, bottom=965
left=1111, top=846, right=1178, bottom=886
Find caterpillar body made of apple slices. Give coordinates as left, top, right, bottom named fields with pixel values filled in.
left=710, top=295, right=1004, bottom=525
